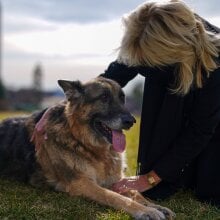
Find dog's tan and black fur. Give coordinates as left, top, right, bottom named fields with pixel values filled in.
left=0, top=77, right=174, bottom=219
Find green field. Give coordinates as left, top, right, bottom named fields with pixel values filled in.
left=0, top=112, right=219, bottom=219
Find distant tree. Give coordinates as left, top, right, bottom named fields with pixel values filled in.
left=33, top=64, right=43, bottom=91
left=0, top=79, right=9, bottom=110
left=32, top=63, right=44, bottom=108
left=0, top=79, right=5, bottom=99
left=0, top=3, right=5, bottom=104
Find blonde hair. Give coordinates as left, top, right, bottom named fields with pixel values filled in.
left=118, top=0, right=220, bottom=95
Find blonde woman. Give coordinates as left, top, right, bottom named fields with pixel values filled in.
left=102, top=0, right=220, bottom=206
left=33, top=0, right=220, bottom=206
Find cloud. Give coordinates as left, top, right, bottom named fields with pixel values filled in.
left=1, top=0, right=144, bottom=24
left=2, top=20, right=121, bottom=89
left=4, top=20, right=122, bottom=58
left=1, top=0, right=220, bottom=34
left=1, top=0, right=220, bottom=91
left=2, top=0, right=220, bottom=21
left=188, top=0, right=220, bottom=17
left=2, top=14, right=58, bottom=33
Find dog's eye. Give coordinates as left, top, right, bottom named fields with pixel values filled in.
left=119, top=92, right=125, bottom=103
left=101, top=93, right=109, bottom=103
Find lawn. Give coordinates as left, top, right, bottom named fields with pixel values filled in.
left=0, top=112, right=219, bottom=219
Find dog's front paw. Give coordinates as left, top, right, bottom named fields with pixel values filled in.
left=134, top=207, right=166, bottom=220
left=148, top=204, right=175, bottom=219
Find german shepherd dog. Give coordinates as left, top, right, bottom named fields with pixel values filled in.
left=0, top=77, right=174, bottom=219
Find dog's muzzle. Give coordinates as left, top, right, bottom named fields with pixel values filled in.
left=120, top=113, right=136, bottom=130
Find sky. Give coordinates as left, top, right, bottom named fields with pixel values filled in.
left=1, top=0, right=220, bottom=91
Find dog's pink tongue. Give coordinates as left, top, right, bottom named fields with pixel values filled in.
left=112, top=130, right=126, bottom=153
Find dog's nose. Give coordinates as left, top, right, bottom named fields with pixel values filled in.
left=121, top=114, right=136, bottom=129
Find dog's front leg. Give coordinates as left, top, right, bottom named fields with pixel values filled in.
left=66, top=178, right=167, bottom=220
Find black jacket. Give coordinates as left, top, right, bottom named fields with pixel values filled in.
left=101, top=59, right=220, bottom=199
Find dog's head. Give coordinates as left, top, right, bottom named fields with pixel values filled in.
left=58, top=77, right=136, bottom=152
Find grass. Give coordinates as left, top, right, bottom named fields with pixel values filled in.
left=0, top=112, right=220, bottom=219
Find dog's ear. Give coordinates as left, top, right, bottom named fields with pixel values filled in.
left=58, top=80, right=84, bottom=101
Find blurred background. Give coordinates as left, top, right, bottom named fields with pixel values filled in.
left=0, top=0, right=219, bottom=112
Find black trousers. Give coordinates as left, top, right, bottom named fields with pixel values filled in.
left=142, top=140, right=220, bottom=207
left=195, top=140, right=220, bottom=207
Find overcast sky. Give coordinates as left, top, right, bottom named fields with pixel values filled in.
left=1, top=0, right=220, bottom=90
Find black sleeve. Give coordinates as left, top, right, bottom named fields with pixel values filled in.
left=153, top=68, right=220, bottom=182
left=99, top=61, right=139, bottom=88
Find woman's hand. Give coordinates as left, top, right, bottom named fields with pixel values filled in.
left=112, top=171, right=161, bottom=194
left=112, top=175, right=151, bottom=194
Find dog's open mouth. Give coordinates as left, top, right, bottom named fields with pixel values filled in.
left=94, top=121, right=126, bottom=153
